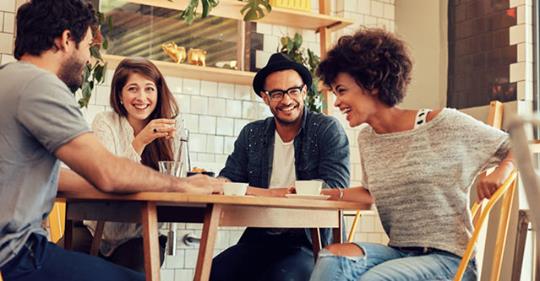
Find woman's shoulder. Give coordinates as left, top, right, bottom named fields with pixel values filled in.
left=92, top=111, right=124, bottom=129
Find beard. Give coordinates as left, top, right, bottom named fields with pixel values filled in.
left=58, top=54, right=85, bottom=93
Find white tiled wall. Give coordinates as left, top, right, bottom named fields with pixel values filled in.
left=509, top=0, right=534, bottom=116
left=0, top=0, right=15, bottom=65
left=3, top=1, right=394, bottom=280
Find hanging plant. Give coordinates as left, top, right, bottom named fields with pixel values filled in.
left=278, top=33, right=322, bottom=113
left=171, top=0, right=271, bottom=24
left=78, top=11, right=111, bottom=108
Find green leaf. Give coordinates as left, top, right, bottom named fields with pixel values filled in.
left=201, top=0, right=209, bottom=18
left=90, top=45, right=102, bottom=60
left=241, top=0, right=272, bottom=21
left=180, top=0, right=199, bottom=24
left=95, top=65, right=105, bottom=83
left=293, top=33, right=302, bottom=49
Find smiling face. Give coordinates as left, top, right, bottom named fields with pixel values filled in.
left=261, top=69, right=306, bottom=126
left=120, top=72, right=158, bottom=123
left=332, top=72, right=379, bottom=127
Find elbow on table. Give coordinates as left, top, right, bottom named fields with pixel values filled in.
left=90, top=169, right=117, bottom=193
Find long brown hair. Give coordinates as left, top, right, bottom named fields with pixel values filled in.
left=110, top=57, right=179, bottom=170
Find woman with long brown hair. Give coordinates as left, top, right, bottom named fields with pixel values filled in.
left=80, top=57, right=183, bottom=272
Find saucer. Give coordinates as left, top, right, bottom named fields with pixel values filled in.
left=285, top=194, right=331, bottom=200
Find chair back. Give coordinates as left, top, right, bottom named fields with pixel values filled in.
left=47, top=200, right=66, bottom=243
left=507, top=115, right=540, bottom=278
left=454, top=171, right=518, bottom=281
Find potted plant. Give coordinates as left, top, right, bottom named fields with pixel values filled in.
left=278, top=33, right=322, bottom=113
left=78, top=11, right=111, bottom=108
left=176, top=0, right=272, bottom=23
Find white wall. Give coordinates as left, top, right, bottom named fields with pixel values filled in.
left=394, top=0, right=448, bottom=109
left=0, top=0, right=15, bottom=64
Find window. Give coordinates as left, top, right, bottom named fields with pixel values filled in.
left=447, top=0, right=517, bottom=108
left=97, top=0, right=260, bottom=71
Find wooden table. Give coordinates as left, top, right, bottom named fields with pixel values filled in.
left=57, top=190, right=370, bottom=281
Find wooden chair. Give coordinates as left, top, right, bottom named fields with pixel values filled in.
left=47, top=196, right=104, bottom=256
left=507, top=114, right=540, bottom=280
left=347, top=101, right=505, bottom=243
left=48, top=200, right=66, bottom=243
left=454, top=170, right=518, bottom=281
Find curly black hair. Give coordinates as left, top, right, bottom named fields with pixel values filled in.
left=317, top=28, right=413, bottom=107
left=14, top=0, right=97, bottom=60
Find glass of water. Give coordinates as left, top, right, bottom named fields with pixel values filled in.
left=158, top=161, right=183, bottom=177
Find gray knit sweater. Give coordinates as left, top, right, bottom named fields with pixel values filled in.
left=358, top=108, right=510, bottom=257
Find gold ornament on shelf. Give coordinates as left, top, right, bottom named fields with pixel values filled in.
left=161, top=42, right=186, bottom=64
left=187, top=48, right=207, bottom=67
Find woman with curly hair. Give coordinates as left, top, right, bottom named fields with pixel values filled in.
left=313, top=28, right=514, bottom=281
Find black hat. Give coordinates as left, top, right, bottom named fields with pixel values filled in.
left=253, top=53, right=312, bottom=97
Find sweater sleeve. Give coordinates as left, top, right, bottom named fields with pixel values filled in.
left=448, top=109, right=510, bottom=172
left=91, top=112, right=142, bottom=162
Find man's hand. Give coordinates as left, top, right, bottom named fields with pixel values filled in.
left=181, top=174, right=224, bottom=194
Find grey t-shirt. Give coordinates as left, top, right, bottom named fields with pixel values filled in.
left=358, top=108, right=509, bottom=257
left=0, top=62, right=90, bottom=267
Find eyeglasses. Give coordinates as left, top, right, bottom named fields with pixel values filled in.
left=263, top=84, right=305, bottom=101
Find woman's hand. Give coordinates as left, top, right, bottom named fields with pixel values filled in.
left=246, top=186, right=294, bottom=197
left=476, top=169, right=508, bottom=200
left=132, top=118, right=176, bottom=154
left=476, top=152, right=515, bottom=201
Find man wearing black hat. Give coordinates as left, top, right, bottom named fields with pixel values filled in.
left=212, top=53, right=350, bottom=281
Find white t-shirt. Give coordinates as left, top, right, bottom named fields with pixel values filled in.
left=269, top=131, right=296, bottom=188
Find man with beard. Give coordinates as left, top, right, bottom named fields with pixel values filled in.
left=0, top=1, right=223, bottom=280
left=210, top=53, right=350, bottom=281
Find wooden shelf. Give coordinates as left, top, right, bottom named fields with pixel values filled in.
left=126, top=0, right=353, bottom=32
left=104, top=54, right=255, bottom=85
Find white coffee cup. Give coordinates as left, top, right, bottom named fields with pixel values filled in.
left=223, top=182, right=248, bottom=196
left=295, top=180, right=323, bottom=195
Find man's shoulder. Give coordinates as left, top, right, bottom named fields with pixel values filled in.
left=240, top=117, right=273, bottom=134
left=2, top=62, right=56, bottom=84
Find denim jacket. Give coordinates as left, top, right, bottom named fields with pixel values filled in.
left=219, top=107, right=350, bottom=247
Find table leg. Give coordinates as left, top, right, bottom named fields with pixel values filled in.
left=194, top=204, right=222, bottom=281
left=141, top=202, right=160, bottom=281
left=310, top=228, right=322, bottom=262
left=64, top=220, right=73, bottom=250
left=90, top=221, right=105, bottom=256
left=333, top=210, right=344, bottom=244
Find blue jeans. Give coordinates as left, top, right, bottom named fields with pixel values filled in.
left=309, top=242, right=477, bottom=281
left=1, top=234, right=144, bottom=281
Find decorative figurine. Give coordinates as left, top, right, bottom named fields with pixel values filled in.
left=187, top=48, right=207, bottom=67
left=161, top=42, right=186, bottom=64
